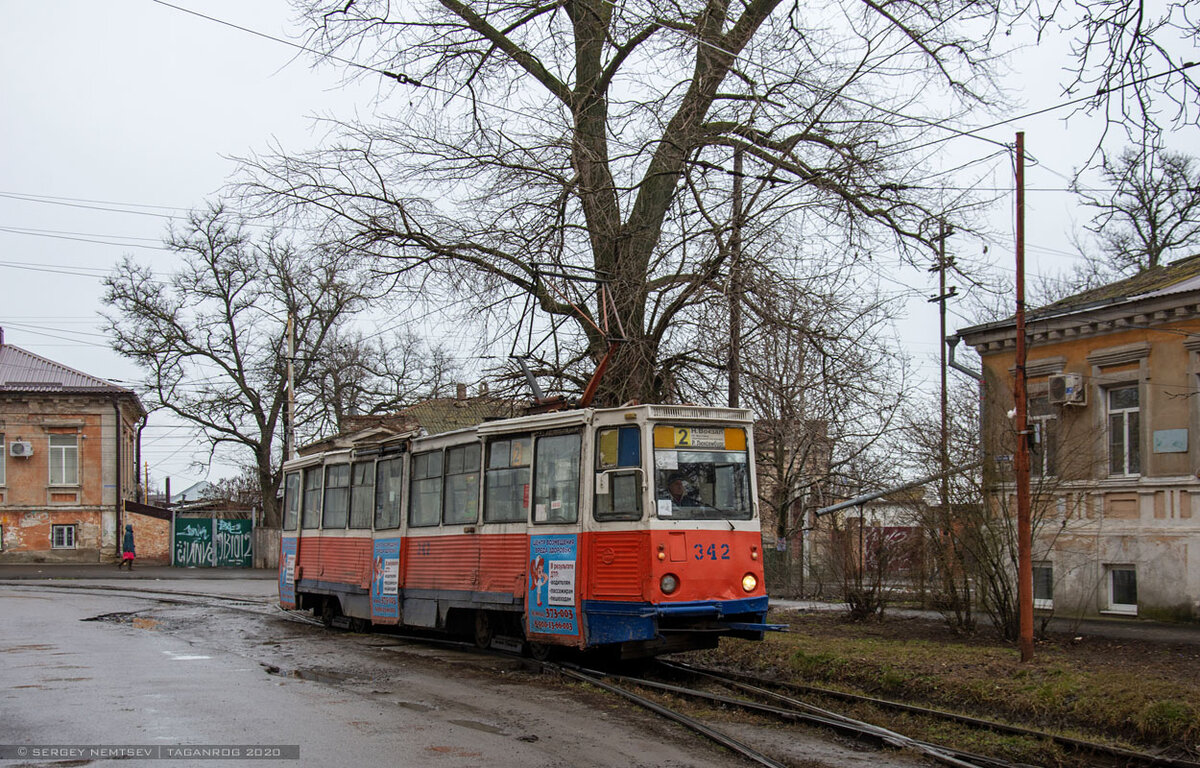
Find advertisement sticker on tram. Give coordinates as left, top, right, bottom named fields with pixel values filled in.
left=279, top=538, right=297, bottom=607
left=371, top=538, right=402, bottom=619
left=527, top=534, right=578, bottom=636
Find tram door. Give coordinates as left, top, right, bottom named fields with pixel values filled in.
left=278, top=471, right=302, bottom=608
left=525, top=432, right=585, bottom=647
left=370, top=455, right=405, bottom=624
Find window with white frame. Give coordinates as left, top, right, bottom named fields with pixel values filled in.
left=48, top=434, right=79, bottom=485
left=1106, top=565, right=1137, bottom=614
left=1033, top=563, right=1053, bottom=609
left=1028, top=396, right=1057, bottom=478
left=1107, top=386, right=1140, bottom=476
left=51, top=524, right=76, bottom=549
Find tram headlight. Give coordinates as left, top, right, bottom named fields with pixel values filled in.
left=741, top=573, right=758, bottom=593
left=660, top=573, right=680, bottom=594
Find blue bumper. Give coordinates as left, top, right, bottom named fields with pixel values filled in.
left=581, top=596, right=780, bottom=645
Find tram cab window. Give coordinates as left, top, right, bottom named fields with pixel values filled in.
left=323, top=464, right=351, bottom=528
left=283, top=472, right=300, bottom=531
left=409, top=450, right=443, bottom=527
left=595, top=426, right=642, bottom=522
left=443, top=443, right=481, bottom=525
left=652, top=426, right=752, bottom=521
left=533, top=433, right=581, bottom=524
left=484, top=436, right=530, bottom=523
left=374, top=456, right=403, bottom=530
left=348, top=461, right=374, bottom=529
left=301, top=468, right=322, bottom=529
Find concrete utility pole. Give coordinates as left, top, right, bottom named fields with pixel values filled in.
left=728, top=146, right=744, bottom=410
left=286, top=313, right=296, bottom=461
left=1014, top=132, right=1035, bottom=663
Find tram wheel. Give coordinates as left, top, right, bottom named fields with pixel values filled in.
left=527, top=641, right=553, bottom=661
left=320, top=597, right=341, bottom=628
left=474, top=611, right=494, bottom=649
left=349, top=617, right=370, bottom=633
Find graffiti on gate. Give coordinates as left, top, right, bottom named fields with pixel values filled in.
left=173, top=519, right=253, bottom=567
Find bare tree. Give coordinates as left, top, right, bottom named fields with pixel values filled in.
left=304, top=329, right=461, bottom=434
left=103, top=204, right=393, bottom=528
left=1035, top=0, right=1200, bottom=142
left=1074, top=145, right=1200, bottom=273
left=240, top=0, right=1001, bottom=405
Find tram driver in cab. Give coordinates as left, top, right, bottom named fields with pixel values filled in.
left=667, top=473, right=701, bottom=506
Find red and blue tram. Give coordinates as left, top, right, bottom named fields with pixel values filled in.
left=278, top=404, right=777, bottom=658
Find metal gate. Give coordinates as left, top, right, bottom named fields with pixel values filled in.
left=173, top=518, right=253, bottom=568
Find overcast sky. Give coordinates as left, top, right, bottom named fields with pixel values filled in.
left=1, top=1, right=1193, bottom=490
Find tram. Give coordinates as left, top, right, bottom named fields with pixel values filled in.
left=278, top=404, right=776, bottom=658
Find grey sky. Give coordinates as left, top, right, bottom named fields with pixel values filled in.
left=1, top=1, right=1193, bottom=489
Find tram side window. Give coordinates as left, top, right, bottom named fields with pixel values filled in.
left=484, top=437, right=531, bottom=523
left=485, top=437, right=531, bottom=523
left=374, top=456, right=403, bottom=530
left=348, top=461, right=374, bottom=529
left=282, top=472, right=300, bottom=531
left=443, top=443, right=481, bottom=525
left=301, top=468, right=322, bottom=529
left=595, top=426, right=642, bottom=522
left=533, top=433, right=581, bottom=524
left=323, top=464, right=350, bottom=528
left=409, top=450, right=443, bottom=527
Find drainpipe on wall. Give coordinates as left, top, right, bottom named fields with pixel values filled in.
left=113, top=398, right=123, bottom=562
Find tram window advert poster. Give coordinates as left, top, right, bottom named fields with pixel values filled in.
left=527, top=534, right=578, bottom=636
left=371, top=539, right=402, bottom=618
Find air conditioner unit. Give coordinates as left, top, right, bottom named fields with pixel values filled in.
left=9, top=441, right=33, bottom=457
left=1048, top=373, right=1086, bottom=406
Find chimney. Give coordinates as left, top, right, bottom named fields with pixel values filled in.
left=456, top=383, right=467, bottom=401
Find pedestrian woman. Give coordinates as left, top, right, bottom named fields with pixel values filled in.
left=119, top=524, right=136, bottom=570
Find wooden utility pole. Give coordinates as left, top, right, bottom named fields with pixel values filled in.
left=728, top=146, right=744, bottom=410
left=928, top=222, right=957, bottom=524
left=1014, top=131, right=1035, bottom=662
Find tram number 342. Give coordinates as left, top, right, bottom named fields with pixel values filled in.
left=694, top=543, right=731, bottom=561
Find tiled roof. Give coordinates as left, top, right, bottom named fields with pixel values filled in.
left=958, top=253, right=1200, bottom=338
left=1032, top=253, right=1200, bottom=318
left=0, top=342, right=141, bottom=403
left=342, top=396, right=523, bottom=437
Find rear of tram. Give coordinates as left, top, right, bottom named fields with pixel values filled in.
left=582, top=406, right=775, bottom=657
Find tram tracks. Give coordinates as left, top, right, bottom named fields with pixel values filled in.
left=553, top=659, right=1200, bottom=768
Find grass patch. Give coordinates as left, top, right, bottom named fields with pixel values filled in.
left=686, top=611, right=1200, bottom=763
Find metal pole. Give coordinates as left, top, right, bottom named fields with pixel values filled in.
left=1014, top=132, right=1034, bottom=662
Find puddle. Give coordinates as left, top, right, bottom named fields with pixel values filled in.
left=397, top=701, right=434, bottom=712
left=81, top=612, right=139, bottom=624
left=292, top=668, right=349, bottom=685
left=448, top=719, right=505, bottom=735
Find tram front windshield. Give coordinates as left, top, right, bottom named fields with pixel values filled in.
left=654, top=449, right=752, bottom=520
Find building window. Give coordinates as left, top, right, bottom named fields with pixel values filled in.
left=48, top=434, right=79, bottom=485
left=1033, top=563, right=1053, bottom=610
left=1028, top=396, right=1057, bottom=478
left=51, top=524, right=76, bottom=549
left=1107, top=386, right=1140, bottom=476
left=1107, top=565, right=1137, bottom=614
left=442, top=443, right=480, bottom=525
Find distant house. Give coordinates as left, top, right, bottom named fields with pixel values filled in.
left=0, top=330, right=155, bottom=563
left=957, top=255, right=1200, bottom=621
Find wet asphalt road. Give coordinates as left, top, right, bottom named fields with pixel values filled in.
left=1, top=578, right=761, bottom=768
